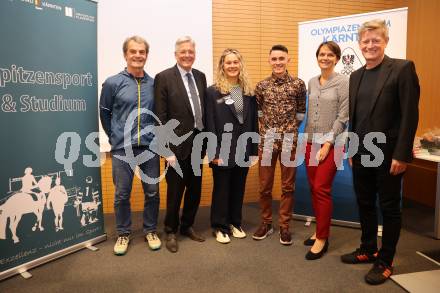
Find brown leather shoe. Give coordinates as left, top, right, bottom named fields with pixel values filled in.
left=279, top=227, right=292, bottom=245
left=166, top=233, right=178, bottom=253
left=180, top=227, right=205, bottom=242
left=252, top=223, right=273, bottom=240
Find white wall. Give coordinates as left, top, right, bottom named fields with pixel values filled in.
left=97, top=0, right=213, bottom=151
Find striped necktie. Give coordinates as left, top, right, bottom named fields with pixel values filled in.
left=186, top=72, right=203, bottom=130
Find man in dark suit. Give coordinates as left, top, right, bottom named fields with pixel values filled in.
left=341, top=20, right=420, bottom=285
left=154, top=36, right=207, bottom=253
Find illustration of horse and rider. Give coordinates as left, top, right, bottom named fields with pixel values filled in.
left=46, top=176, right=69, bottom=231
left=0, top=168, right=68, bottom=243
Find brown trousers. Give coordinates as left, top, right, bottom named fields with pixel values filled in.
left=258, top=148, right=296, bottom=229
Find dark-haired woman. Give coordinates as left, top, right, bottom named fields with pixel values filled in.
left=304, top=41, right=349, bottom=259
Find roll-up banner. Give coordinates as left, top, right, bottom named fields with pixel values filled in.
left=0, top=0, right=105, bottom=280
left=296, top=8, right=408, bottom=224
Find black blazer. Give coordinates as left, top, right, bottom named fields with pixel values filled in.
left=205, top=85, right=258, bottom=169
left=154, top=65, right=207, bottom=160
left=349, top=55, right=420, bottom=162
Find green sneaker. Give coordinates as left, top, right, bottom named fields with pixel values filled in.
left=114, top=235, right=129, bottom=255
left=145, top=232, right=161, bottom=250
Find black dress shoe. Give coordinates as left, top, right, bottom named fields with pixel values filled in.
left=180, top=227, right=205, bottom=242
left=305, top=240, right=329, bottom=260
left=303, top=236, right=316, bottom=246
left=166, top=233, right=178, bottom=253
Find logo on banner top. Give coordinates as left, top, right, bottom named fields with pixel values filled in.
left=64, top=6, right=95, bottom=23
left=18, top=0, right=63, bottom=12
left=338, top=47, right=364, bottom=75
left=65, top=6, right=73, bottom=17
left=34, top=0, right=42, bottom=10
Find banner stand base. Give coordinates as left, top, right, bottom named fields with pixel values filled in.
left=304, top=217, right=312, bottom=227
left=86, top=245, right=99, bottom=252
left=0, top=234, right=107, bottom=281
left=20, top=271, right=32, bottom=279
left=293, top=213, right=361, bottom=229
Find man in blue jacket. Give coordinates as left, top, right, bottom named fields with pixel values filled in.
left=100, top=36, right=161, bottom=255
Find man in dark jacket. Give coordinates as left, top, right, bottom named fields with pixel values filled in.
left=154, top=36, right=207, bottom=253
left=341, top=20, right=420, bottom=285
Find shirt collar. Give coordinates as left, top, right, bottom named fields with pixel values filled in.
left=124, top=68, right=149, bottom=81
left=320, top=71, right=337, bottom=82
left=270, top=71, right=291, bottom=84
left=177, top=64, right=192, bottom=78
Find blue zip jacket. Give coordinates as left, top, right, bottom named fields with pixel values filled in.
left=99, top=69, right=155, bottom=151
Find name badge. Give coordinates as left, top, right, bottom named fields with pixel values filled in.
left=224, top=95, right=234, bottom=105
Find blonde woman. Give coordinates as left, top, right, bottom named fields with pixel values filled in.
left=205, top=49, right=258, bottom=244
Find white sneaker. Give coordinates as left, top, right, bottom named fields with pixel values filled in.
left=230, top=225, right=246, bottom=239
left=215, top=230, right=231, bottom=244
left=114, top=235, right=129, bottom=255
left=146, top=232, right=162, bottom=250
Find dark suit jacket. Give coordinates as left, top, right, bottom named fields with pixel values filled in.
left=349, top=55, right=420, bottom=163
left=205, top=86, right=258, bottom=169
left=154, top=65, right=207, bottom=160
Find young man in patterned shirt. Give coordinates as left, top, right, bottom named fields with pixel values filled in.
left=252, top=44, right=306, bottom=245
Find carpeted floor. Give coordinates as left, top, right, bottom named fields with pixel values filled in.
left=0, top=200, right=439, bottom=293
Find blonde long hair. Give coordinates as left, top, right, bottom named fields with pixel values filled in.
left=214, top=48, right=253, bottom=95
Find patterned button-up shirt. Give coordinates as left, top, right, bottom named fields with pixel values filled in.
left=255, top=72, right=306, bottom=151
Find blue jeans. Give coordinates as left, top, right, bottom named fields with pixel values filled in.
left=112, top=146, right=160, bottom=236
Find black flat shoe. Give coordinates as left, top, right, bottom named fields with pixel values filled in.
left=303, top=236, right=316, bottom=246
left=305, top=240, right=329, bottom=260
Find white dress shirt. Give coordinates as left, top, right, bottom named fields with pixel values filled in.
left=177, top=64, right=202, bottom=128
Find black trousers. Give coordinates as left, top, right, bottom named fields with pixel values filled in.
left=352, top=155, right=403, bottom=265
left=210, top=166, right=249, bottom=234
left=164, top=155, right=203, bottom=234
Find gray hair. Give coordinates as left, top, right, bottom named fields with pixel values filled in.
left=358, top=19, right=389, bottom=41
left=123, top=35, right=149, bottom=55
left=175, top=36, right=196, bottom=52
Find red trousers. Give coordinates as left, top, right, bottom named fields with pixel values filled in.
left=305, top=143, right=340, bottom=239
